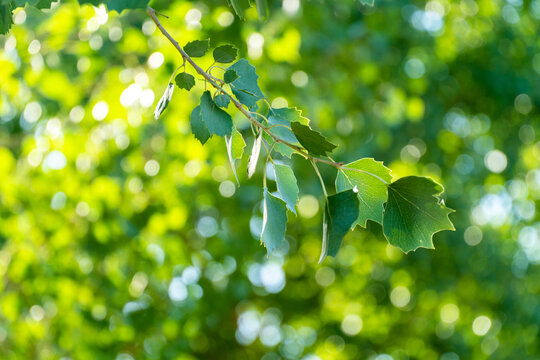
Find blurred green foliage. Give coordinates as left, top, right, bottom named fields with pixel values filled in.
left=0, top=0, right=539, bottom=359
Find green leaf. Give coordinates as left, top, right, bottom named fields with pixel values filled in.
left=33, top=0, right=54, bottom=9
left=108, top=0, right=149, bottom=12
left=154, top=82, right=174, bottom=120
left=274, top=163, right=299, bottom=215
left=359, top=0, right=375, bottom=6
left=215, top=94, right=230, bottom=108
left=290, top=121, right=337, bottom=156
left=228, top=0, right=250, bottom=19
left=184, top=39, right=210, bottom=58
left=77, top=0, right=101, bottom=6
left=174, top=72, right=195, bottom=91
left=255, top=0, right=268, bottom=19
left=247, top=131, right=262, bottom=178
left=319, top=189, right=360, bottom=263
left=224, top=69, right=239, bottom=84
left=261, top=188, right=288, bottom=254
left=14, top=0, right=54, bottom=9
left=382, top=176, right=455, bottom=253
left=267, top=107, right=309, bottom=157
left=335, top=158, right=392, bottom=228
left=0, top=2, right=13, bottom=35
left=78, top=0, right=149, bottom=12
left=190, top=105, right=211, bottom=145
left=230, top=128, right=246, bottom=159
left=200, top=91, right=233, bottom=136
left=225, top=127, right=246, bottom=184
left=227, top=59, right=264, bottom=109
left=213, top=45, right=238, bottom=63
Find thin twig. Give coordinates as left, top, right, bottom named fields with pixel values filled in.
left=154, top=9, right=169, bottom=18
left=310, top=159, right=328, bottom=198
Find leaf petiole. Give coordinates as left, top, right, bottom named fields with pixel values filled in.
left=310, top=159, right=328, bottom=198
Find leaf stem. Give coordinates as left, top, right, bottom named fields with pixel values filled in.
left=310, top=159, right=328, bottom=198
left=208, top=64, right=227, bottom=73
left=267, top=124, right=292, bottom=131
left=263, top=141, right=276, bottom=165
left=250, top=111, right=269, bottom=122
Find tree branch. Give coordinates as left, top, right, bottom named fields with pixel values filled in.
left=147, top=6, right=355, bottom=173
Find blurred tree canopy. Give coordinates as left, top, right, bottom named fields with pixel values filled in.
left=0, top=0, right=539, bottom=359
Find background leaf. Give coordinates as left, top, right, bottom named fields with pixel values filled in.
left=319, top=189, right=359, bottom=263
left=383, top=176, right=455, bottom=253
left=336, top=158, right=392, bottom=227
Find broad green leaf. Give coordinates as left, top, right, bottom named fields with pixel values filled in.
left=383, top=176, right=455, bottom=253
left=190, top=105, right=210, bottom=145
left=154, top=82, right=174, bottom=120
left=0, top=2, right=13, bottom=35
left=290, top=122, right=337, bottom=156
left=213, top=45, right=238, bottom=63
left=225, top=127, right=246, bottom=184
left=336, top=158, right=392, bottom=227
left=261, top=188, right=288, bottom=254
left=359, top=0, right=374, bottom=5
left=184, top=39, right=210, bottom=58
left=224, top=69, right=239, bottom=84
left=228, top=0, right=250, bottom=19
left=247, top=131, right=262, bottom=178
left=77, top=0, right=102, bottom=6
left=174, top=72, right=195, bottom=91
left=267, top=107, right=309, bottom=157
left=227, top=59, right=264, bottom=109
left=107, top=0, right=149, bottom=12
left=200, top=91, right=233, bottom=136
left=78, top=0, right=149, bottom=12
left=215, top=94, right=230, bottom=108
left=14, top=0, right=54, bottom=9
left=274, top=163, right=299, bottom=214
left=319, top=189, right=359, bottom=263
left=255, top=0, right=268, bottom=19
left=230, top=128, right=246, bottom=159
